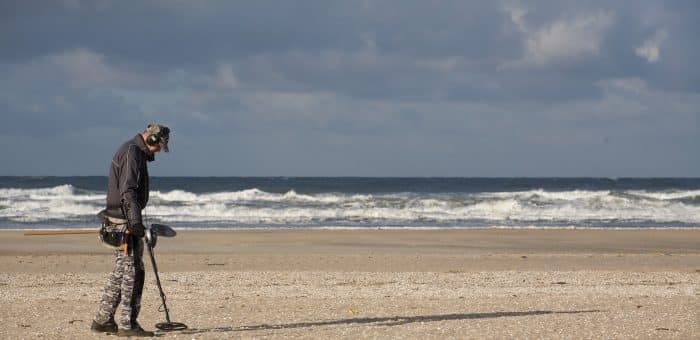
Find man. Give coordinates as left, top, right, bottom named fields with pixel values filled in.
left=91, top=124, right=170, bottom=337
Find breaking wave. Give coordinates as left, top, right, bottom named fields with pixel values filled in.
left=1, top=185, right=699, bottom=229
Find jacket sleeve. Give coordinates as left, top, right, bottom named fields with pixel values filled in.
left=120, top=145, right=143, bottom=226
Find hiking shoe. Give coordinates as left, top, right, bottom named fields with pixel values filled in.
left=91, top=319, right=118, bottom=333
left=117, top=325, right=155, bottom=337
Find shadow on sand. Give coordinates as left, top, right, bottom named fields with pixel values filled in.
left=169, top=309, right=601, bottom=336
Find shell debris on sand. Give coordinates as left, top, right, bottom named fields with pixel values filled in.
left=1, top=270, right=698, bottom=339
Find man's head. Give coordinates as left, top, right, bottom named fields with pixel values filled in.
left=142, top=124, right=170, bottom=154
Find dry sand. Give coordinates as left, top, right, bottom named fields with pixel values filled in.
left=0, top=229, right=698, bottom=339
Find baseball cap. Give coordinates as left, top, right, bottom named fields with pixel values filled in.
left=146, top=124, right=170, bottom=152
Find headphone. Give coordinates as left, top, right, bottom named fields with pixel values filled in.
left=146, top=124, right=169, bottom=146
left=146, top=132, right=161, bottom=146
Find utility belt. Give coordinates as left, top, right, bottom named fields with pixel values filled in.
left=99, top=215, right=129, bottom=250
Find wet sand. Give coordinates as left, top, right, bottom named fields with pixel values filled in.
left=1, top=229, right=698, bottom=339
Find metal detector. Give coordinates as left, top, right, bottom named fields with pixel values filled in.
left=146, top=224, right=188, bottom=331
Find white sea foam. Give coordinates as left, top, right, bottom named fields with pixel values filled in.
left=0, top=185, right=104, bottom=222
left=1, top=185, right=700, bottom=226
left=629, top=190, right=700, bottom=200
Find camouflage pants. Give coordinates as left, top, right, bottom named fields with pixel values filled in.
left=94, top=236, right=145, bottom=329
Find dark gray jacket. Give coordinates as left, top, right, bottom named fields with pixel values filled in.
left=103, top=134, right=154, bottom=226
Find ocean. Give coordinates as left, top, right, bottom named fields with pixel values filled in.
left=1, top=176, right=699, bottom=230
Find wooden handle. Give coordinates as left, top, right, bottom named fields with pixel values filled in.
left=23, top=230, right=98, bottom=236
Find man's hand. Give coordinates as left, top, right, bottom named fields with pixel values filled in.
left=122, top=199, right=145, bottom=237
left=129, top=223, right=146, bottom=238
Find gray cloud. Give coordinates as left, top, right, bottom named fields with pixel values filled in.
left=0, top=0, right=698, bottom=176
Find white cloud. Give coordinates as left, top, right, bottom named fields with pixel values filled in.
left=525, top=11, right=615, bottom=65
left=635, top=29, right=667, bottom=63
left=503, top=9, right=615, bottom=68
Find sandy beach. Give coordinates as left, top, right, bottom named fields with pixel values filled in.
left=1, top=229, right=698, bottom=339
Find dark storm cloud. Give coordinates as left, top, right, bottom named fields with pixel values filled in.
left=0, top=0, right=698, bottom=176
left=3, top=0, right=695, bottom=98
left=0, top=1, right=361, bottom=66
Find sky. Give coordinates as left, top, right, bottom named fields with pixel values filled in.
left=1, top=0, right=698, bottom=177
